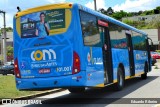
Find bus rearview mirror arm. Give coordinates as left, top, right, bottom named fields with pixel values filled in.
left=147, top=37, right=153, bottom=46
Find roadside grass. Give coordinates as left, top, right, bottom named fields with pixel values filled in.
left=154, top=65, right=159, bottom=69
left=0, top=75, right=43, bottom=98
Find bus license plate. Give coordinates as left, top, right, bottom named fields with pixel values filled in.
left=39, top=69, right=50, bottom=74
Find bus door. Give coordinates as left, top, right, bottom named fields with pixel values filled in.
left=98, top=20, right=113, bottom=84
left=126, top=30, right=135, bottom=76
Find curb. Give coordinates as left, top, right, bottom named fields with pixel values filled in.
left=15, top=88, right=66, bottom=100
left=0, top=88, right=66, bottom=104
left=153, top=104, right=160, bottom=107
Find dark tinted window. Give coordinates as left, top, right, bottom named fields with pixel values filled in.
left=132, top=31, right=147, bottom=50
left=80, top=11, right=101, bottom=46
left=109, top=23, right=127, bottom=49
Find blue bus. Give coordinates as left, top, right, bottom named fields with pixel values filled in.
left=13, top=3, right=151, bottom=93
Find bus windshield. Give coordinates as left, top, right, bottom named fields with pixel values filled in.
left=19, top=9, right=71, bottom=38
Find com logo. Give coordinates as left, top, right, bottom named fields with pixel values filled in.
left=31, top=49, right=56, bottom=61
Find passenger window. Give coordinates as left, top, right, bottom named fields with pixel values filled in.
left=80, top=11, right=102, bottom=47
left=109, top=23, right=127, bottom=49
left=132, top=31, right=147, bottom=50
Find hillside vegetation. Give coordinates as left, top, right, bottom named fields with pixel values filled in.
left=99, top=6, right=160, bottom=29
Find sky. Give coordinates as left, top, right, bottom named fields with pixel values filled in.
left=0, top=0, right=160, bottom=28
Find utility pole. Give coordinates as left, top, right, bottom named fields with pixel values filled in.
left=0, top=28, right=3, bottom=64
left=94, top=0, right=97, bottom=11
left=0, top=10, right=7, bottom=64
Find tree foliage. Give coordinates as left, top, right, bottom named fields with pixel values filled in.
left=106, top=7, right=114, bottom=15
left=0, top=27, right=13, bottom=36
left=99, top=7, right=114, bottom=15
left=111, top=10, right=128, bottom=20
left=99, top=6, right=160, bottom=29
left=7, top=45, right=13, bottom=57
left=148, top=16, right=160, bottom=29
left=123, top=16, right=160, bottom=29
left=156, top=6, right=160, bottom=11
left=100, top=6, right=160, bottom=20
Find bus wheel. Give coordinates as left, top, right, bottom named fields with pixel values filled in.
left=141, top=63, right=148, bottom=79
left=68, top=87, right=85, bottom=93
left=116, top=68, right=124, bottom=91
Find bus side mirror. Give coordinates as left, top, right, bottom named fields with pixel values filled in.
left=147, top=37, right=154, bottom=51
left=150, top=46, right=155, bottom=51
left=151, top=41, right=153, bottom=46
left=150, top=41, right=154, bottom=51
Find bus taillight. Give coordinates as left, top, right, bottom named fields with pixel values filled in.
left=72, top=51, right=80, bottom=74
left=14, top=58, right=21, bottom=78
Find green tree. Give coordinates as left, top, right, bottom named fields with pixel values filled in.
left=7, top=45, right=13, bottom=61
left=99, top=7, right=114, bottom=15
left=141, top=10, right=154, bottom=16
left=111, top=10, right=128, bottom=20
left=156, top=6, right=160, bottom=11
left=123, top=19, right=135, bottom=26
left=123, top=19, right=147, bottom=29
left=6, top=27, right=13, bottom=31
left=106, top=7, right=114, bottom=15
left=1, top=27, right=13, bottom=32
left=0, top=29, right=2, bottom=36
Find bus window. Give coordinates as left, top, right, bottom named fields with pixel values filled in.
left=132, top=31, right=147, bottom=51
left=80, top=11, right=102, bottom=47
left=108, top=23, right=127, bottom=49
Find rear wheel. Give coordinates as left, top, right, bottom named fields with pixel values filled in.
left=68, top=87, right=85, bottom=93
left=141, top=63, right=148, bottom=79
left=116, top=68, right=124, bottom=91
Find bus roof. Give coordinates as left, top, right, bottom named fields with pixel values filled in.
left=76, top=3, right=147, bottom=36
left=15, top=3, right=73, bottom=18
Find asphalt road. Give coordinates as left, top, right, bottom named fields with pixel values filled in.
left=1, top=63, right=160, bottom=107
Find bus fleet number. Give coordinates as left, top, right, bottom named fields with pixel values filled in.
left=56, top=66, right=72, bottom=72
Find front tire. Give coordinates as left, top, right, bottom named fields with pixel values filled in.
left=68, top=87, right=85, bottom=93
left=116, top=68, right=124, bottom=91
left=141, top=63, right=148, bottom=79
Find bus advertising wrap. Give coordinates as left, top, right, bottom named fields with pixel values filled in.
left=20, top=9, right=65, bottom=38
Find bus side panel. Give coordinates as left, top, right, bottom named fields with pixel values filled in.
left=72, top=5, right=86, bottom=71
left=84, top=47, right=104, bottom=86
left=13, top=18, right=22, bottom=62
left=133, top=50, right=148, bottom=74
left=112, top=48, right=130, bottom=81
left=72, top=5, right=104, bottom=87
left=68, top=5, right=87, bottom=86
